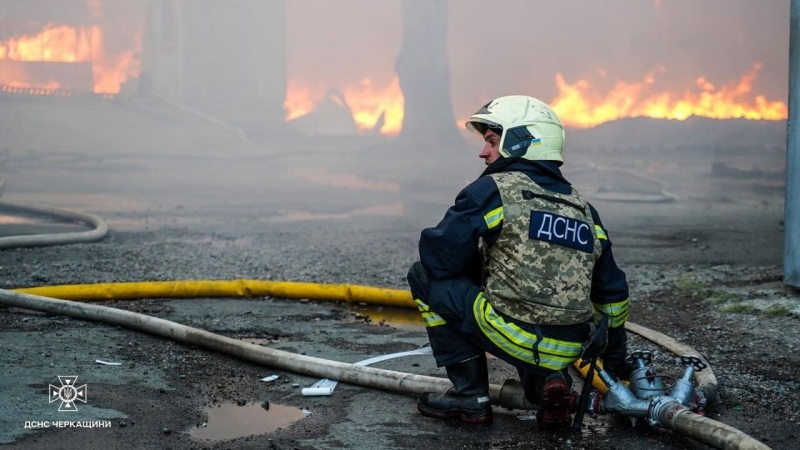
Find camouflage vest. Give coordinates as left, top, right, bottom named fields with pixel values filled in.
left=483, top=171, right=602, bottom=326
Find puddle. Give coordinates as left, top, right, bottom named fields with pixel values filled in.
left=3, top=193, right=147, bottom=213
left=0, top=205, right=83, bottom=226
left=581, top=420, right=612, bottom=436
left=270, top=202, right=405, bottom=222
left=593, top=188, right=677, bottom=203
left=190, top=402, right=307, bottom=442
left=349, top=305, right=424, bottom=329
left=288, top=167, right=400, bottom=192
left=0, top=214, right=45, bottom=225
left=508, top=417, right=610, bottom=448
left=239, top=337, right=284, bottom=346
left=0, top=208, right=92, bottom=234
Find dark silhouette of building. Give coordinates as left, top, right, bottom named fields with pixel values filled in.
left=396, top=0, right=462, bottom=145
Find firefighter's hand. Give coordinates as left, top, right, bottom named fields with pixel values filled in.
left=601, top=327, right=635, bottom=381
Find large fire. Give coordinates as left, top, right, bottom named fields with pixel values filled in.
left=0, top=25, right=93, bottom=63
left=292, top=63, right=786, bottom=135
left=0, top=23, right=140, bottom=94
left=1, top=18, right=783, bottom=132
left=550, top=63, right=787, bottom=128
left=285, top=77, right=405, bottom=136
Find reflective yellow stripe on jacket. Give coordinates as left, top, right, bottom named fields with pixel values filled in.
left=484, top=207, right=504, bottom=230
left=472, top=293, right=583, bottom=370
left=595, top=225, right=608, bottom=240
left=593, top=298, right=629, bottom=328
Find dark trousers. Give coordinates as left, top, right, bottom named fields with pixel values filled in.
left=406, top=262, right=581, bottom=391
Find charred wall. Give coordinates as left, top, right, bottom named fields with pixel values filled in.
left=397, top=0, right=460, bottom=145
left=143, top=0, right=286, bottom=132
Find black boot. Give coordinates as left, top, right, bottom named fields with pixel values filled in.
left=536, top=371, right=576, bottom=428
left=417, top=355, right=493, bottom=424
left=520, top=369, right=576, bottom=428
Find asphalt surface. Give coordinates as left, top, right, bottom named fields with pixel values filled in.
left=0, top=138, right=798, bottom=449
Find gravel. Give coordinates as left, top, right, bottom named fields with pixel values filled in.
left=0, top=142, right=797, bottom=449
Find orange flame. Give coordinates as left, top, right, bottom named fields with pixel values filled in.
left=0, top=23, right=140, bottom=94
left=284, top=81, right=317, bottom=121
left=550, top=63, right=787, bottom=128
left=0, top=25, right=93, bottom=62
left=285, top=77, right=405, bottom=135
left=89, top=27, right=141, bottom=94
left=343, top=77, right=404, bottom=135
left=0, top=60, right=62, bottom=91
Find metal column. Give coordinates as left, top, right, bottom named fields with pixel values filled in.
left=786, top=0, right=800, bottom=287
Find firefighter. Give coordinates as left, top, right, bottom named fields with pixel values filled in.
left=407, top=95, right=632, bottom=427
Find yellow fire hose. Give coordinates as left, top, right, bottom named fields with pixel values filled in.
left=5, top=280, right=768, bottom=450
left=16, top=280, right=413, bottom=308
left=0, top=188, right=716, bottom=401
left=14, top=280, right=716, bottom=394
left=0, top=155, right=766, bottom=449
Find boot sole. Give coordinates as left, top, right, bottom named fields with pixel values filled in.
left=538, top=378, right=573, bottom=428
left=417, top=400, right=493, bottom=425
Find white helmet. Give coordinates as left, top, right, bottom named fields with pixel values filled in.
left=465, top=95, right=565, bottom=163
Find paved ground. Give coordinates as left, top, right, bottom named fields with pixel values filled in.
left=0, top=133, right=798, bottom=449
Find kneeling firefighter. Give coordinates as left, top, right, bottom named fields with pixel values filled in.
left=407, top=95, right=633, bottom=427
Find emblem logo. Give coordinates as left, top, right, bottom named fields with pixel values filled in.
left=49, top=376, right=87, bottom=412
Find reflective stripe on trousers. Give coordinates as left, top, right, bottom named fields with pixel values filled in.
left=472, top=293, right=583, bottom=371
left=415, top=299, right=446, bottom=327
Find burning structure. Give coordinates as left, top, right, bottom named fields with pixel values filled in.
left=0, top=0, right=790, bottom=138
left=0, top=0, right=286, bottom=131
left=0, top=0, right=141, bottom=96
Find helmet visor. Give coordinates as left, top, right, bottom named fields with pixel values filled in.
left=465, top=117, right=502, bottom=137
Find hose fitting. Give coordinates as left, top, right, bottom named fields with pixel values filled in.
left=670, top=355, right=708, bottom=411
left=586, top=391, right=604, bottom=416
left=597, top=369, right=651, bottom=418
left=649, top=397, right=684, bottom=428
left=628, top=350, right=666, bottom=399
left=695, top=383, right=718, bottom=408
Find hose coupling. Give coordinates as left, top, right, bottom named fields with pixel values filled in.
left=693, top=388, right=709, bottom=414
left=599, top=377, right=651, bottom=418
left=586, top=391, right=604, bottom=416
left=649, top=397, right=686, bottom=429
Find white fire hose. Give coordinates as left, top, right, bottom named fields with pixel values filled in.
left=0, top=288, right=770, bottom=450
left=0, top=200, right=107, bottom=248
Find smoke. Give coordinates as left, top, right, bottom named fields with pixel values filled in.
left=0, top=0, right=790, bottom=237
left=447, top=0, right=789, bottom=120
left=1, top=0, right=788, bottom=127
left=280, top=0, right=790, bottom=134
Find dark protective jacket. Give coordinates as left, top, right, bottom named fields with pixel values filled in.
left=418, top=157, right=630, bottom=330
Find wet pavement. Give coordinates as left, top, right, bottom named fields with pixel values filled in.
left=0, top=137, right=796, bottom=449
left=189, top=402, right=308, bottom=442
